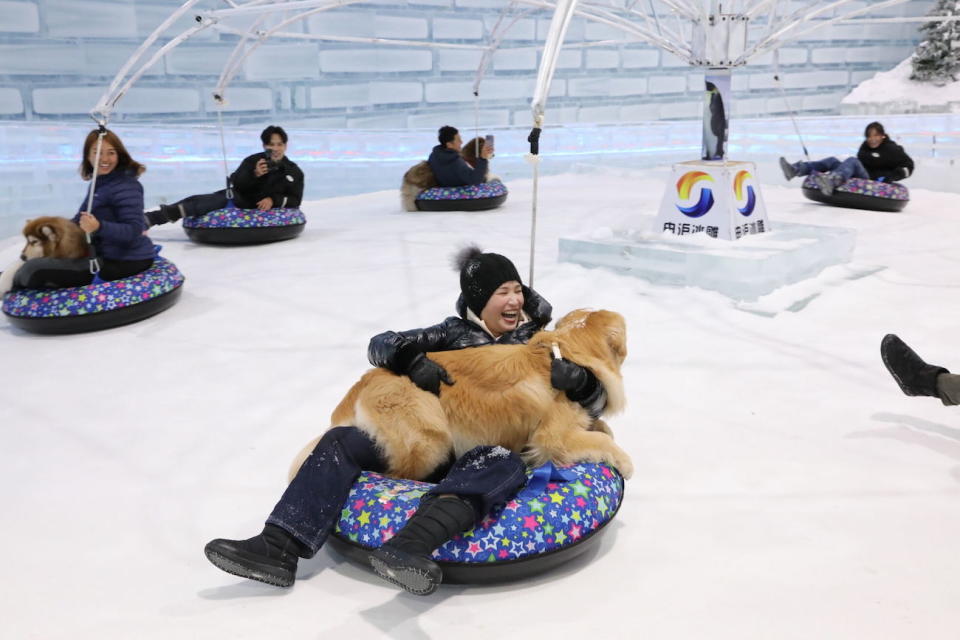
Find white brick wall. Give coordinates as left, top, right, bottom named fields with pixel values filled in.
left=0, top=1, right=39, bottom=33
left=0, top=88, right=24, bottom=114
left=245, top=44, right=321, bottom=81
left=203, top=88, right=273, bottom=113
left=45, top=0, right=138, bottom=38
left=320, top=49, right=432, bottom=73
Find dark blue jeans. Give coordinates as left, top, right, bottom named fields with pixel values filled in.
left=796, top=156, right=869, bottom=181
left=265, top=426, right=527, bottom=556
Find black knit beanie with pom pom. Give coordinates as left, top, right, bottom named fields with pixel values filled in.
left=453, top=245, right=522, bottom=317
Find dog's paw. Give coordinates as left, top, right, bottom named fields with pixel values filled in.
left=588, top=418, right=614, bottom=437
left=609, top=449, right=634, bottom=480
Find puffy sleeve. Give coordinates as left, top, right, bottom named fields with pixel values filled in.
left=93, top=178, right=146, bottom=246
left=367, top=318, right=459, bottom=373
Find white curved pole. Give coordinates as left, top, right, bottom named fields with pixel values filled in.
left=213, top=0, right=367, bottom=100
left=91, top=0, right=206, bottom=120
left=531, top=0, right=579, bottom=123
left=743, top=0, right=911, bottom=63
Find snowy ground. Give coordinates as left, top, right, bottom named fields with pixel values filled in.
left=2, top=168, right=959, bottom=639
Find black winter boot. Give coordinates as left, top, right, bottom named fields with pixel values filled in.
left=144, top=204, right=183, bottom=227
left=204, top=524, right=308, bottom=587
left=881, top=334, right=950, bottom=398
left=815, top=172, right=841, bottom=196
left=779, top=157, right=798, bottom=181
left=369, top=495, right=476, bottom=596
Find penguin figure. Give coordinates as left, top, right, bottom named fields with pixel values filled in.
left=702, top=81, right=727, bottom=161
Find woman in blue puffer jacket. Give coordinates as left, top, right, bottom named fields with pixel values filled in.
left=14, top=128, right=155, bottom=289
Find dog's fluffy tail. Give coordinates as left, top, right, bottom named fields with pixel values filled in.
left=0, top=258, right=24, bottom=297
left=400, top=181, right=420, bottom=212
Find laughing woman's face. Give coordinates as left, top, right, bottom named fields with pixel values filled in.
left=480, top=281, right=524, bottom=337
left=89, top=141, right=118, bottom=176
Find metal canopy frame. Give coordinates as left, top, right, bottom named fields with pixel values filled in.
left=92, top=0, right=959, bottom=125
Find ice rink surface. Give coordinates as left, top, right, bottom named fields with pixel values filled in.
left=2, top=169, right=959, bottom=639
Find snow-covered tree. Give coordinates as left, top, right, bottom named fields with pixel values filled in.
left=911, top=0, right=960, bottom=84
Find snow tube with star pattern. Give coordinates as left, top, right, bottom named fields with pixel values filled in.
left=2, top=256, right=184, bottom=335
left=182, top=206, right=306, bottom=244
left=415, top=181, right=508, bottom=212
left=326, top=461, right=624, bottom=584
left=801, top=174, right=909, bottom=212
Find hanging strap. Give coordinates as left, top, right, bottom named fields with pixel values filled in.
left=525, top=120, right=543, bottom=288
left=84, top=123, right=107, bottom=279
left=214, top=94, right=235, bottom=206
left=518, top=461, right=578, bottom=500
left=772, top=50, right=810, bottom=161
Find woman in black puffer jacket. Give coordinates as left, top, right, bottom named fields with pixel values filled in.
left=780, top=121, right=914, bottom=195
left=204, top=246, right=608, bottom=596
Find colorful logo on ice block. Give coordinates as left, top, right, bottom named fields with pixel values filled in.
left=733, top=170, right=756, bottom=216
left=675, top=171, right=715, bottom=218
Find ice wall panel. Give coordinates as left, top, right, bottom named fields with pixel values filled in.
left=45, top=0, right=137, bottom=38
left=569, top=77, right=646, bottom=98
left=436, top=49, right=483, bottom=71
left=245, top=44, right=320, bottom=81
left=0, top=44, right=83, bottom=75
left=320, top=49, right=431, bottom=73
left=493, top=48, right=537, bottom=71
left=432, top=18, right=483, bottom=40
left=369, top=82, right=422, bottom=105
left=32, top=87, right=200, bottom=115
left=310, top=83, right=369, bottom=109
left=0, top=88, right=23, bottom=115
left=202, top=88, right=273, bottom=112
left=586, top=50, right=620, bottom=69
left=622, top=49, right=660, bottom=68
left=165, top=46, right=234, bottom=76
left=82, top=43, right=164, bottom=77
left=134, top=3, right=216, bottom=41
left=649, top=75, right=687, bottom=94
left=482, top=17, right=535, bottom=41
left=0, top=1, right=39, bottom=33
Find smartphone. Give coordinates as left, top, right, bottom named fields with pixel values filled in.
left=263, top=150, right=276, bottom=171
left=484, top=134, right=494, bottom=148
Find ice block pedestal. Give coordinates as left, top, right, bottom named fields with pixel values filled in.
left=558, top=222, right=857, bottom=301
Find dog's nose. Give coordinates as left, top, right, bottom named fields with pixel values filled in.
left=19, top=254, right=26, bottom=261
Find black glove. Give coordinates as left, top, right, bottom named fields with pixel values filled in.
left=407, top=353, right=455, bottom=396
left=551, top=357, right=598, bottom=402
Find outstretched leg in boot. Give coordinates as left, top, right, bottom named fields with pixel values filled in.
left=145, top=191, right=231, bottom=227
left=880, top=334, right=959, bottom=405
left=204, top=426, right=388, bottom=587
left=369, top=445, right=527, bottom=596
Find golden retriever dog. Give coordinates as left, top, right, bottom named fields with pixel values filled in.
left=0, top=217, right=88, bottom=296
left=461, top=137, right=500, bottom=184
left=400, top=161, right=438, bottom=212
left=289, top=309, right=632, bottom=484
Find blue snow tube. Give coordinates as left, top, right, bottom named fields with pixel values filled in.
left=2, top=255, right=184, bottom=335
left=415, top=181, right=508, bottom=212
left=326, top=461, right=624, bottom=584
left=182, top=206, right=306, bottom=244
left=801, top=174, right=909, bottom=212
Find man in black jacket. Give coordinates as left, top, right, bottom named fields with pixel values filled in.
left=427, top=125, right=492, bottom=187
left=145, top=125, right=305, bottom=225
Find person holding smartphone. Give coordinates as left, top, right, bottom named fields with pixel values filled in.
left=145, top=125, right=305, bottom=226
left=427, top=125, right=493, bottom=188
